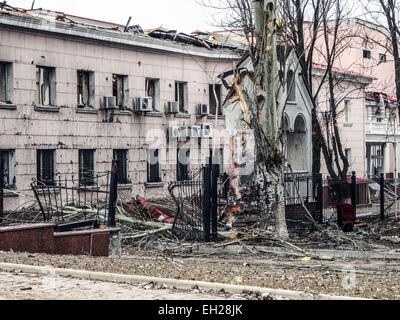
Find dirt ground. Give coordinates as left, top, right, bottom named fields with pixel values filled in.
left=1, top=248, right=400, bottom=300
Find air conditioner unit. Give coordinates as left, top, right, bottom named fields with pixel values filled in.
left=189, top=126, right=201, bottom=138
left=135, top=97, right=153, bottom=112
left=101, top=96, right=117, bottom=110
left=168, top=101, right=179, bottom=113
left=197, top=104, right=209, bottom=116
left=201, top=123, right=213, bottom=138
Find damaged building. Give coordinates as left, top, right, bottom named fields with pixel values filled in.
left=0, top=4, right=243, bottom=212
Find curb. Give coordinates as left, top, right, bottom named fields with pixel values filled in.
left=0, top=262, right=367, bottom=300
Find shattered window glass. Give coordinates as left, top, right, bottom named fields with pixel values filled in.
left=37, top=150, right=55, bottom=186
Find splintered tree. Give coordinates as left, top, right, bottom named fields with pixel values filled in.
left=211, top=0, right=289, bottom=238
left=252, top=0, right=288, bottom=239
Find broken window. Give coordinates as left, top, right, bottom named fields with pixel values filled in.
left=177, top=148, right=190, bottom=181
left=209, top=84, right=222, bottom=116
left=0, top=62, right=13, bottom=104
left=37, top=150, right=55, bottom=186
left=112, top=74, right=129, bottom=109
left=79, top=150, right=95, bottom=186
left=175, top=81, right=188, bottom=113
left=0, top=150, right=16, bottom=189
left=147, top=149, right=161, bottom=183
left=146, top=78, right=160, bottom=111
left=113, top=149, right=129, bottom=184
left=287, top=70, right=296, bottom=102
left=77, top=71, right=95, bottom=108
left=36, top=66, right=56, bottom=106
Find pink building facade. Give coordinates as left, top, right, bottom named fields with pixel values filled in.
left=309, top=19, right=400, bottom=179
left=0, top=7, right=240, bottom=212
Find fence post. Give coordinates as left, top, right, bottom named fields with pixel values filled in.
left=0, top=158, right=4, bottom=224
left=315, top=173, right=323, bottom=224
left=210, top=163, right=218, bottom=242
left=222, top=172, right=229, bottom=199
left=107, top=160, right=118, bottom=227
left=380, top=173, right=385, bottom=220
left=202, top=164, right=211, bottom=242
left=351, top=171, right=357, bottom=211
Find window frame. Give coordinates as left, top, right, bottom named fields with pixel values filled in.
left=177, top=148, right=190, bottom=181
left=112, top=74, right=129, bottom=109
left=37, top=149, right=56, bottom=186
left=36, top=66, right=56, bottom=107
left=0, top=61, right=13, bottom=104
left=0, top=150, right=16, bottom=189
left=147, top=149, right=161, bottom=183
left=344, top=99, right=351, bottom=124
left=77, top=70, right=95, bottom=109
left=113, top=149, right=130, bottom=184
left=209, top=83, right=223, bottom=116
left=379, top=53, right=387, bottom=63
left=363, top=49, right=371, bottom=59
left=78, top=149, right=95, bottom=186
left=175, top=81, right=188, bottom=113
left=145, top=78, right=160, bottom=112
left=286, top=70, right=296, bottom=102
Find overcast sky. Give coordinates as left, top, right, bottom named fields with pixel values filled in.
left=7, top=0, right=222, bottom=33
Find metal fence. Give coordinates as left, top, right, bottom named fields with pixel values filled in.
left=284, top=173, right=322, bottom=229
left=28, top=161, right=119, bottom=230
left=169, top=164, right=229, bottom=242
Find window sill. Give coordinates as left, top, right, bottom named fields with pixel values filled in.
left=117, top=184, right=133, bottom=190
left=114, top=110, right=132, bottom=116
left=207, top=114, right=225, bottom=120
left=0, top=103, right=17, bottom=110
left=145, top=111, right=163, bottom=117
left=145, top=182, right=164, bottom=188
left=2, top=189, right=20, bottom=198
left=76, top=108, right=98, bottom=114
left=34, top=105, right=60, bottom=112
left=344, top=123, right=353, bottom=127
left=175, top=113, right=190, bottom=119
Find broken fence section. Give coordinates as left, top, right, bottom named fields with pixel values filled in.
left=29, top=162, right=119, bottom=229
left=169, top=164, right=229, bottom=242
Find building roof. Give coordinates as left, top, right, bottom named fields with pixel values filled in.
left=0, top=3, right=243, bottom=59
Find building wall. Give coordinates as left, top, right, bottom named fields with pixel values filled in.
left=0, top=27, right=235, bottom=212
left=312, top=73, right=368, bottom=178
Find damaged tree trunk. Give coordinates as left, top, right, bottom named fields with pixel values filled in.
left=253, top=0, right=288, bottom=239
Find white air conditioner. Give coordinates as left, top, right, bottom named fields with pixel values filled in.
left=101, top=96, right=117, bottom=110
left=197, top=104, right=209, bottom=116
left=189, top=126, right=201, bottom=138
left=168, top=101, right=179, bottom=113
left=135, top=97, right=153, bottom=112
left=201, top=123, right=213, bottom=138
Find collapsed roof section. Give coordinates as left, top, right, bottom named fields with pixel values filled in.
left=0, top=2, right=243, bottom=55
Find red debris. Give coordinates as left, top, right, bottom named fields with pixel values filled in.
left=129, top=197, right=174, bottom=224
